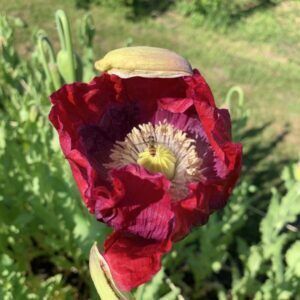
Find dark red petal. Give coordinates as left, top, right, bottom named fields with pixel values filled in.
left=169, top=70, right=242, bottom=240
left=172, top=142, right=241, bottom=241
left=103, top=231, right=172, bottom=291
left=115, top=76, right=190, bottom=119
left=205, top=142, right=242, bottom=211
left=171, top=182, right=210, bottom=241
left=94, top=164, right=174, bottom=242
left=184, top=69, right=216, bottom=107
left=193, top=100, right=243, bottom=209
left=48, top=75, right=118, bottom=210
left=158, top=97, right=193, bottom=113
left=189, top=71, right=243, bottom=205
left=194, top=101, right=231, bottom=160
left=49, top=75, right=115, bottom=133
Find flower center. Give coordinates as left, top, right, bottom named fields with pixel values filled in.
left=137, top=144, right=176, bottom=180
left=105, top=121, right=202, bottom=199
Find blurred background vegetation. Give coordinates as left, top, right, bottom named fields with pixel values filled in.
left=0, top=0, right=300, bottom=299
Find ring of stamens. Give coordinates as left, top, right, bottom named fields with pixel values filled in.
left=105, top=120, right=202, bottom=199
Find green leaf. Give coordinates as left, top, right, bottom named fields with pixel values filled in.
left=285, top=241, right=300, bottom=277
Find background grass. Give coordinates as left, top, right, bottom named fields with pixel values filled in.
left=2, top=0, right=300, bottom=157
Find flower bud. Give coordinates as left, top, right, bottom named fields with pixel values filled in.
left=95, top=46, right=193, bottom=78
left=29, top=105, right=39, bottom=122
left=89, top=243, right=132, bottom=300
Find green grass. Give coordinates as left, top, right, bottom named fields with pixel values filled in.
left=1, top=0, right=300, bottom=155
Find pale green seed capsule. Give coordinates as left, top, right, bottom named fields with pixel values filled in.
left=95, top=46, right=193, bottom=78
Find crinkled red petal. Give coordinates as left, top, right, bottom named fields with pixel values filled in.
left=94, top=164, right=175, bottom=242
left=169, top=70, right=242, bottom=240
left=49, top=76, right=115, bottom=210
left=103, top=231, right=172, bottom=291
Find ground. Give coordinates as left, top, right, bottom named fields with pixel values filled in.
left=2, top=0, right=300, bottom=156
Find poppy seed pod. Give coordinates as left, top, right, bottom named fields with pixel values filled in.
left=95, top=46, right=193, bottom=78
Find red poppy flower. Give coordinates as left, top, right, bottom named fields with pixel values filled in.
left=49, top=48, right=242, bottom=292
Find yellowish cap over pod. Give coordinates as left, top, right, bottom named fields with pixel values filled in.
left=95, top=46, right=193, bottom=78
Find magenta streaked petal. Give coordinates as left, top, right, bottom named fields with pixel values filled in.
left=94, top=164, right=175, bottom=242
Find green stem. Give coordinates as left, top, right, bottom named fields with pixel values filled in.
left=225, top=86, right=244, bottom=110
left=55, top=10, right=76, bottom=82
left=37, top=33, right=61, bottom=90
